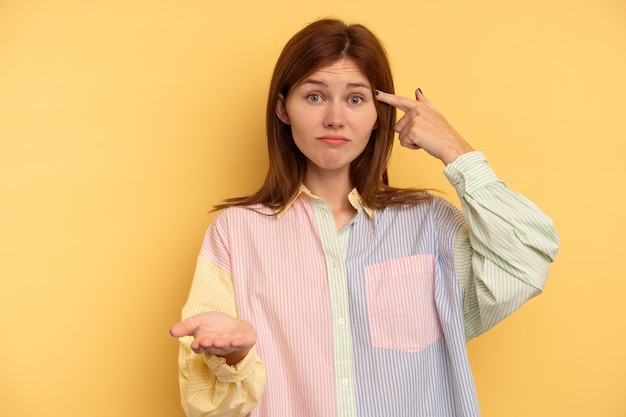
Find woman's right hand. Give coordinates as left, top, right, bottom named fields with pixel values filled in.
left=170, top=311, right=257, bottom=365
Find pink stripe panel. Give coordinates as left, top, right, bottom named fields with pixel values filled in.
left=205, top=200, right=338, bottom=417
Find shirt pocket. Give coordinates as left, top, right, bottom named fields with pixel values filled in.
left=364, top=255, right=442, bottom=352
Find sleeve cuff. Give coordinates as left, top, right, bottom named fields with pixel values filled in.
left=203, top=349, right=259, bottom=383
left=443, top=151, right=500, bottom=196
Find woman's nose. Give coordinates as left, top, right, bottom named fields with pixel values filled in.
left=323, top=102, right=345, bottom=128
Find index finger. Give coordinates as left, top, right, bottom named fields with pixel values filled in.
left=375, top=90, right=417, bottom=113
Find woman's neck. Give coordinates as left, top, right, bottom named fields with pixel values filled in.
left=304, top=169, right=351, bottom=206
left=303, top=169, right=356, bottom=230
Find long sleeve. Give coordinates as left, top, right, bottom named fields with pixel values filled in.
left=444, top=152, right=560, bottom=340
left=177, top=255, right=266, bottom=417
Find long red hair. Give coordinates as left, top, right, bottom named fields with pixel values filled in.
left=215, top=19, right=430, bottom=212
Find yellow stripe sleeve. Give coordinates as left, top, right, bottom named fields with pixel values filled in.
left=177, top=255, right=266, bottom=417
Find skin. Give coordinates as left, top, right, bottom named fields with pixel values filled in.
left=276, top=59, right=378, bottom=229
left=169, top=311, right=256, bottom=365
left=170, top=59, right=474, bottom=365
left=375, top=88, right=473, bottom=165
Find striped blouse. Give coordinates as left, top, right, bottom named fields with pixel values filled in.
left=176, top=151, right=560, bottom=417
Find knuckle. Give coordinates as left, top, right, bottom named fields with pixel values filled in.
left=409, top=106, right=420, bottom=114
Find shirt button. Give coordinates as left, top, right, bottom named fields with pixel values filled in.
left=342, top=378, right=349, bottom=386
left=332, top=259, right=340, bottom=268
left=338, top=318, right=345, bottom=326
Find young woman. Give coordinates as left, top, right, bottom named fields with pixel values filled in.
left=170, top=19, right=559, bottom=417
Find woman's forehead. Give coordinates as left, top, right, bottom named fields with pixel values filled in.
left=296, top=59, right=371, bottom=88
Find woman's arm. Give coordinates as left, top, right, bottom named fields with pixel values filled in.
left=376, top=89, right=559, bottom=338
left=444, top=152, right=560, bottom=339
left=171, top=255, right=266, bottom=417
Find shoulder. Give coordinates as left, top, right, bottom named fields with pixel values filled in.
left=379, top=194, right=465, bottom=230
left=201, top=204, right=274, bottom=253
left=381, top=193, right=458, bottom=215
left=214, top=204, right=275, bottom=224
left=204, top=204, right=273, bottom=238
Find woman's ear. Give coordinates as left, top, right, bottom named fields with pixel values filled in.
left=275, top=94, right=290, bottom=125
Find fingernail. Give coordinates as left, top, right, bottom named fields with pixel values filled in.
left=375, top=90, right=379, bottom=96
left=418, top=88, right=424, bottom=95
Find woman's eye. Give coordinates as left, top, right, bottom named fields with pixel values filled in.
left=307, top=94, right=321, bottom=103
left=349, top=96, right=363, bottom=105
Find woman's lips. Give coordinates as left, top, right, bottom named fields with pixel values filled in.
left=317, top=135, right=349, bottom=146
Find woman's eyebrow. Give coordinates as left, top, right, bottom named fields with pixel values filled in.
left=300, top=79, right=327, bottom=87
left=346, top=82, right=370, bottom=89
left=299, top=79, right=371, bottom=89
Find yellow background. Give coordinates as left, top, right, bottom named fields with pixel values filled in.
left=1, top=0, right=624, bottom=416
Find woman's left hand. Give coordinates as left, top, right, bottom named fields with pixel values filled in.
left=376, top=89, right=473, bottom=165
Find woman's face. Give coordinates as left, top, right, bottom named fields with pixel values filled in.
left=276, top=59, right=378, bottom=180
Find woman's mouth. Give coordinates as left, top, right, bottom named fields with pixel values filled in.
left=317, top=135, right=349, bottom=146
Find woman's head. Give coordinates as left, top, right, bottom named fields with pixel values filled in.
left=265, top=19, right=396, bottom=207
